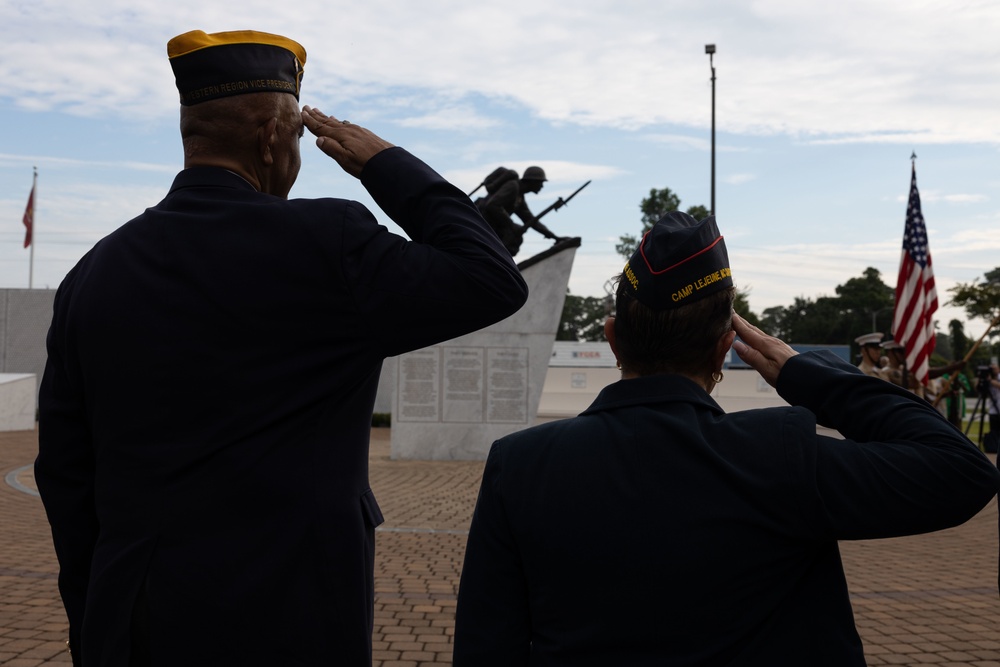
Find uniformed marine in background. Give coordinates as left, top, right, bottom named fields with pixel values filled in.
left=881, top=338, right=924, bottom=398
left=855, top=332, right=886, bottom=378
left=475, top=166, right=565, bottom=256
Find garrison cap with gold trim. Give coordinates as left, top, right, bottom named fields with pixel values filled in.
left=167, top=30, right=306, bottom=106
left=621, top=211, right=733, bottom=310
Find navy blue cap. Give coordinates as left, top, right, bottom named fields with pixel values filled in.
left=168, top=30, right=306, bottom=106
left=621, top=212, right=733, bottom=310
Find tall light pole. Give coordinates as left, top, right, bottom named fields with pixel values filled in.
left=870, top=306, right=893, bottom=332
left=705, top=44, right=716, bottom=217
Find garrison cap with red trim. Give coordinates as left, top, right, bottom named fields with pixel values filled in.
left=621, top=211, right=733, bottom=310
left=167, top=30, right=306, bottom=106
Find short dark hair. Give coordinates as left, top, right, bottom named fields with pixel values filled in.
left=180, top=92, right=293, bottom=162
left=613, top=276, right=735, bottom=377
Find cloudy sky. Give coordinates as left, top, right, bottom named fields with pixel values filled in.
left=1, top=0, right=998, bottom=339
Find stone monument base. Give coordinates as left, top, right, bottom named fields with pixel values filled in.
left=0, top=374, right=37, bottom=431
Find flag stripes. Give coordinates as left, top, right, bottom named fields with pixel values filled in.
left=891, top=162, right=937, bottom=386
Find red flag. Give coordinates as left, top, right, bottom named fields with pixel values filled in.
left=891, top=162, right=937, bottom=386
left=22, top=181, right=34, bottom=249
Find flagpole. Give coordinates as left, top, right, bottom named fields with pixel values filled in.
left=892, top=150, right=937, bottom=388
left=901, top=152, right=916, bottom=392
left=29, top=167, right=36, bottom=289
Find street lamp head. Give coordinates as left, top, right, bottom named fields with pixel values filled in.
left=705, top=44, right=716, bottom=54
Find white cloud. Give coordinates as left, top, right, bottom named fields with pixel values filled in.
left=941, top=194, right=989, bottom=204
left=724, top=173, right=756, bottom=185
left=644, top=134, right=712, bottom=151
left=3, top=0, right=999, bottom=332
left=395, top=105, right=502, bottom=132
left=2, top=0, right=1000, bottom=143
left=0, top=153, right=175, bottom=174
left=943, top=226, right=1000, bottom=247
left=896, top=190, right=990, bottom=205
left=642, top=134, right=749, bottom=153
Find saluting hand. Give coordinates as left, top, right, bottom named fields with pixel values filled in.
left=301, top=106, right=394, bottom=178
left=732, top=313, right=798, bottom=388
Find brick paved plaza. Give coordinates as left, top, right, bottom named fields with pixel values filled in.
left=1, top=427, right=997, bottom=665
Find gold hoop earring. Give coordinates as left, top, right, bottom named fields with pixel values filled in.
left=711, top=371, right=724, bottom=384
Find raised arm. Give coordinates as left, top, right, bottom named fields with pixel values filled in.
left=302, top=108, right=528, bottom=355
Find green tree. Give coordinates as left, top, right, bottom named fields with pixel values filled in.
left=615, top=187, right=710, bottom=260
left=949, top=319, right=969, bottom=360
left=685, top=204, right=710, bottom=221
left=759, top=305, right=790, bottom=339
left=758, top=268, right=895, bottom=352
left=556, top=292, right=610, bottom=342
left=948, top=271, right=1000, bottom=366
left=783, top=295, right=847, bottom=345
left=835, top=268, right=894, bottom=316
left=948, top=267, right=1000, bottom=326
left=933, top=333, right=953, bottom=363
left=733, top=289, right=761, bottom=328
left=834, top=267, right=895, bottom=344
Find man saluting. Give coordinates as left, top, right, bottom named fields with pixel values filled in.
left=36, top=29, right=526, bottom=667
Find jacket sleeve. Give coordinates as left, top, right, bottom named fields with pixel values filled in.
left=776, top=350, right=1000, bottom=540
left=346, top=148, right=528, bottom=356
left=34, top=282, right=97, bottom=666
left=453, top=442, right=531, bottom=666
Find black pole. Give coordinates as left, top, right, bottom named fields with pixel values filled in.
left=706, top=45, right=716, bottom=217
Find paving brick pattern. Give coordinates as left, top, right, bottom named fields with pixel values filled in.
left=2, top=427, right=997, bottom=665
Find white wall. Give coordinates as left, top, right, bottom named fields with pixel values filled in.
left=536, top=367, right=792, bottom=421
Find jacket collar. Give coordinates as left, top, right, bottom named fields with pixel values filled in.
left=581, top=373, right=725, bottom=416
left=168, top=167, right=259, bottom=195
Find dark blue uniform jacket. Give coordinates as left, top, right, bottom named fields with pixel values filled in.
left=36, top=147, right=527, bottom=666
left=454, top=351, right=1000, bottom=666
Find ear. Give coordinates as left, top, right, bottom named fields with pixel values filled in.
left=604, top=317, right=619, bottom=360
left=258, top=117, right=278, bottom=166
left=715, top=329, right=736, bottom=372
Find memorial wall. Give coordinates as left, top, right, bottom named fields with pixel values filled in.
left=389, top=239, right=580, bottom=460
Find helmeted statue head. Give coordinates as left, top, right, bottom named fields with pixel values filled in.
left=522, top=166, right=547, bottom=182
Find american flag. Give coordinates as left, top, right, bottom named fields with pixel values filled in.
left=891, top=161, right=937, bottom=386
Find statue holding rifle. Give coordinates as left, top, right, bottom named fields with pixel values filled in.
left=471, top=165, right=589, bottom=256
